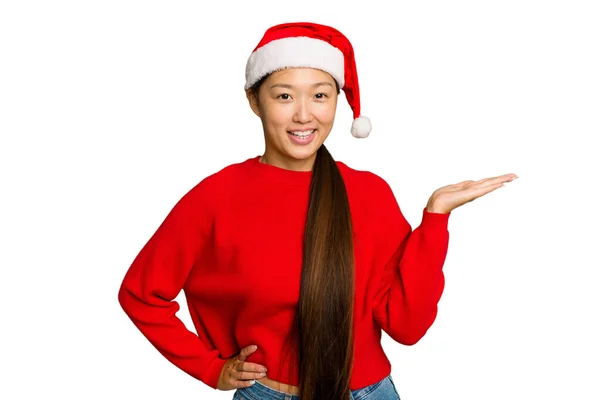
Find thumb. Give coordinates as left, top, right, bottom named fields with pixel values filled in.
left=237, top=345, right=258, bottom=362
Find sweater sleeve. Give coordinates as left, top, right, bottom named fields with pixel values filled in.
left=370, top=175, right=450, bottom=345
left=117, top=180, right=228, bottom=389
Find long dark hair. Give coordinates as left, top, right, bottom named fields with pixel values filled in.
left=250, top=73, right=355, bottom=400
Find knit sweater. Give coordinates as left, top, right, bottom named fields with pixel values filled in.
left=118, top=155, right=451, bottom=391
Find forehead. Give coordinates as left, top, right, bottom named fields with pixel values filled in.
left=266, top=67, right=337, bottom=86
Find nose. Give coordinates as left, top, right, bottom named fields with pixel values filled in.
left=292, top=98, right=313, bottom=124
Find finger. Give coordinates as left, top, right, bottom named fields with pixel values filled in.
left=447, top=180, right=475, bottom=190
left=232, top=360, right=268, bottom=381
left=238, top=361, right=268, bottom=373
left=473, top=173, right=516, bottom=186
left=234, top=369, right=267, bottom=381
left=471, top=179, right=504, bottom=190
left=454, top=180, right=475, bottom=186
left=232, top=378, right=258, bottom=389
left=237, top=345, right=258, bottom=362
left=468, top=182, right=504, bottom=199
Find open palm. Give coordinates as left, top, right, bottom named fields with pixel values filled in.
left=427, top=173, right=518, bottom=214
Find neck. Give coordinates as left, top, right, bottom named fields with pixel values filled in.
left=260, top=153, right=315, bottom=172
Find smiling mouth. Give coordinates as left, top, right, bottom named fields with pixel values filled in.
left=288, top=129, right=316, bottom=137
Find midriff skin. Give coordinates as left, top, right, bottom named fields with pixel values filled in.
left=256, top=376, right=300, bottom=396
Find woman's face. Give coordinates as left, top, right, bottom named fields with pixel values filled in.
left=247, top=67, right=338, bottom=170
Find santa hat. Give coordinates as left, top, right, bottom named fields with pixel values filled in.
left=244, top=22, right=371, bottom=138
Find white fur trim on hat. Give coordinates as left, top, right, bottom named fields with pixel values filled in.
left=245, top=36, right=345, bottom=90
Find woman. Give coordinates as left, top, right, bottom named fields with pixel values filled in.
left=118, top=22, right=517, bottom=400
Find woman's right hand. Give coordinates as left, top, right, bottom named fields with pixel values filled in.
left=217, top=345, right=268, bottom=391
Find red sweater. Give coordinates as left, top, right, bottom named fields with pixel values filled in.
left=118, top=155, right=450, bottom=390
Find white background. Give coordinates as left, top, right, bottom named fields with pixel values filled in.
left=1, top=1, right=598, bottom=399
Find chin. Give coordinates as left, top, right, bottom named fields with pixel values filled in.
left=287, top=145, right=320, bottom=160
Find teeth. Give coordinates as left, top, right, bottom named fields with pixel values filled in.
left=289, top=129, right=315, bottom=137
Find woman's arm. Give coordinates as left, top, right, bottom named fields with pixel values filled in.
left=118, top=178, right=228, bottom=389
left=370, top=175, right=451, bottom=345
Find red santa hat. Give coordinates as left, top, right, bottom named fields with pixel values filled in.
left=244, top=22, right=372, bottom=138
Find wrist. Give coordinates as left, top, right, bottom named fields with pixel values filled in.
left=426, top=200, right=448, bottom=214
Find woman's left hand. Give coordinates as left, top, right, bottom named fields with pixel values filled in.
left=426, top=173, right=518, bottom=214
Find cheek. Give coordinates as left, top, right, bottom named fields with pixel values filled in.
left=263, top=105, right=293, bottom=127
left=315, top=105, right=337, bottom=123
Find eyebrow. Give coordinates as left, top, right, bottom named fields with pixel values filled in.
left=269, top=82, right=334, bottom=89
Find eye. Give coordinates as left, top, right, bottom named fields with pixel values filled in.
left=315, top=93, right=328, bottom=99
left=277, top=93, right=291, bottom=100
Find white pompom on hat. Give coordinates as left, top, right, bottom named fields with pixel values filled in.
left=244, top=22, right=372, bottom=138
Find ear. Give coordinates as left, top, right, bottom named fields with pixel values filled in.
left=246, top=89, right=261, bottom=118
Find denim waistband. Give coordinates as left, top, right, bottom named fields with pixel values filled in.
left=232, top=374, right=400, bottom=400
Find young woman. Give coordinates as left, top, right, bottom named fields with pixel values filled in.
left=118, top=22, right=517, bottom=400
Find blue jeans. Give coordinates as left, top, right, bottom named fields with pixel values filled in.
left=232, top=374, right=401, bottom=400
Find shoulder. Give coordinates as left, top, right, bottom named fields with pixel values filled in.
left=157, top=157, right=253, bottom=228
left=335, top=160, right=394, bottom=196
left=190, top=157, right=253, bottom=192
left=336, top=160, right=402, bottom=220
left=182, top=157, right=252, bottom=207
